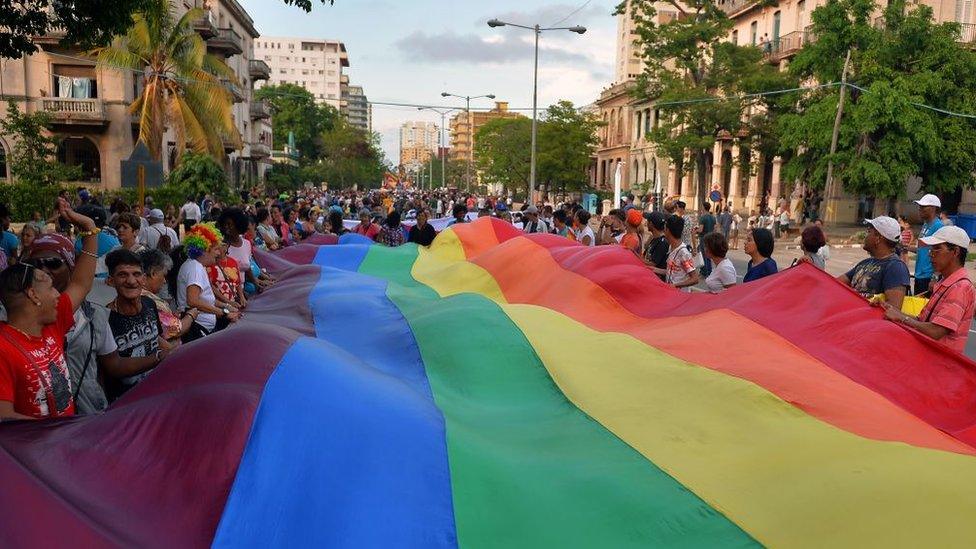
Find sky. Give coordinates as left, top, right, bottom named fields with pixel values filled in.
left=238, top=0, right=619, bottom=163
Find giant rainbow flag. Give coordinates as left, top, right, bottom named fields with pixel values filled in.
left=2, top=217, right=976, bottom=547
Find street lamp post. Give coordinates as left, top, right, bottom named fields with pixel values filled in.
left=440, top=92, right=495, bottom=193
left=487, top=18, right=586, bottom=204
left=417, top=107, right=458, bottom=190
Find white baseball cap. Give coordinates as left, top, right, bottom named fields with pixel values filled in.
left=914, top=194, right=942, bottom=208
left=864, top=216, right=901, bottom=242
left=920, top=225, right=971, bottom=249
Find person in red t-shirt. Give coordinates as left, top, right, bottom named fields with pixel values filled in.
left=207, top=243, right=246, bottom=310
left=0, top=200, right=98, bottom=420
left=352, top=209, right=380, bottom=241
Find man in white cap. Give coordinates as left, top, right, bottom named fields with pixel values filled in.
left=908, top=193, right=943, bottom=295
left=522, top=205, right=549, bottom=234
left=883, top=225, right=974, bottom=353
left=141, top=209, right=178, bottom=252
left=837, top=216, right=910, bottom=309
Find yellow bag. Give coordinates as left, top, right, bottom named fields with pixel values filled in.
left=871, top=294, right=928, bottom=316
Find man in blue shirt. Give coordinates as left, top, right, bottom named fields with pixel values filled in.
left=0, top=204, right=20, bottom=261
left=838, top=216, right=910, bottom=310
left=910, top=194, right=943, bottom=296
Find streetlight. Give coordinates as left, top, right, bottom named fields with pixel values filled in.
left=418, top=106, right=458, bottom=191
left=440, top=92, right=495, bottom=192
left=487, top=18, right=586, bottom=204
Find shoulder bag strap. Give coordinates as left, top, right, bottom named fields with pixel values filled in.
left=922, top=278, right=973, bottom=323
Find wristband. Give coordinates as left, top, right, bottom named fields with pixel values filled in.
left=80, top=250, right=98, bottom=259
left=78, top=228, right=101, bottom=238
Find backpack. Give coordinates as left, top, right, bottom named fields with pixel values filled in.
left=154, top=227, right=172, bottom=253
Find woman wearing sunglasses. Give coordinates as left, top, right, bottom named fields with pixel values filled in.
left=0, top=200, right=98, bottom=420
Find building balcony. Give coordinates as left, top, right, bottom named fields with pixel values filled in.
left=33, top=28, right=68, bottom=46
left=250, top=142, right=271, bottom=158
left=716, top=0, right=756, bottom=15
left=39, top=98, right=108, bottom=126
left=766, top=30, right=809, bottom=62
left=221, top=79, right=245, bottom=103
left=250, top=99, right=272, bottom=120
left=961, top=23, right=976, bottom=43
left=192, top=10, right=217, bottom=39
left=249, top=59, right=270, bottom=81
left=208, top=28, right=244, bottom=56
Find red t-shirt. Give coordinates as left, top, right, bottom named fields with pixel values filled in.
left=353, top=222, right=380, bottom=241
left=0, top=293, right=76, bottom=418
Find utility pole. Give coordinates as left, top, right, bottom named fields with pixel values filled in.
left=823, top=49, right=851, bottom=222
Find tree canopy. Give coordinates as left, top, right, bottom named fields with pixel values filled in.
left=777, top=0, right=976, bottom=198
left=254, top=84, right=340, bottom=163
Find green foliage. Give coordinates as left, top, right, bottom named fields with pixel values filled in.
left=537, top=101, right=603, bottom=195
left=313, top=121, right=387, bottom=189
left=778, top=0, right=976, bottom=197
left=628, top=0, right=796, bottom=207
left=428, top=157, right=466, bottom=189
left=474, top=117, right=533, bottom=197
left=0, top=184, right=62, bottom=221
left=254, top=83, right=340, bottom=163
left=165, top=152, right=232, bottom=202
left=0, top=0, right=152, bottom=59
left=0, top=102, right=81, bottom=186
left=474, top=101, right=602, bottom=199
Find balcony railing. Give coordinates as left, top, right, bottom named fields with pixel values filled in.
left=207, top=28, right=244, bottom=56
left=192, top=10, right=217, bottom=39
left=39, top=98, right=107, bottom=124
left=960, top=23, right=976, bottom=43
left=766, top=30, right=809, bottom=61
left=249, top=142, right=271, bottom=158
left=249, top=59, right=270, bottom=81
left=250, top=99, right=272, bottom=120
left=716, top=0, right=756, bottom=15
left=220, top=78, right=245, bottom=103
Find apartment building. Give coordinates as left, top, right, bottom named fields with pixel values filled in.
left=253, top=36, right=349, bottom=112
left=399, top=121, right=438, bottom=170
left=344, top=84, right=372, bottom=133
left=607, top=0, right=976, bottom=220
left=0, top=0, right=272, bottom=189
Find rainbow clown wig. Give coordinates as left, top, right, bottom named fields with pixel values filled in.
left=182, top=222, right=223, bottom=259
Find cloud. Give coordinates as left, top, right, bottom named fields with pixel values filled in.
left=481, top=3, right=609, bottom=28
left=395, top=30, right=591, bottom=65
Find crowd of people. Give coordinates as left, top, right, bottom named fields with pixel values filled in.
left=0, top=184, right=971, bottom=422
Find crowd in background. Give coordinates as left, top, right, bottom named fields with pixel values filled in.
left=0, top=184, right=971, bottom=422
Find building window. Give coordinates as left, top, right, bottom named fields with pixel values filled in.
left=644, top=109, right=652, bottom=135
left=731, top=30, right=738, bottom=44
left=750, top=21, right=757, bottom=45
left=0, top=142, right=6, bottom=180
left=57, top=137, right=100, bottom=182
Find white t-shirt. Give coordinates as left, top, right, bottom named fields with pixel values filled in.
left=575, top=225, right=596, bottom=246
left=141, top=222, right=178, bottom=250
left=177, top=259, right=217, bottom=330
left=705, top=257, right=737, bottom=293
left=180, top=202, right=202, bottom=222
left=227, top=239, right=253, bottom=272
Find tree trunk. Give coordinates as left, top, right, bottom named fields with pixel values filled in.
left=695, top=148, right=708, bottom=210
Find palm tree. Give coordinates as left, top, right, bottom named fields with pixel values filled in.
left=96, top=0, right=240, bottom=163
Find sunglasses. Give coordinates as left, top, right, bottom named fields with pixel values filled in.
left=25, top=257, right=66, bottom=271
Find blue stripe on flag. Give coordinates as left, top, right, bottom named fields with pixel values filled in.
left=211, top=264, right=457, bottom=548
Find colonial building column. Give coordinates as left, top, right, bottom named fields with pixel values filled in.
left=770, top=156, right=783, bottom=204
left=667, top=165, right=678, bottom=197
left=728, top=144, right=741, bottom=210
left=746, top=150, right=762, bottom=213
left=711, top=141, right=723, bottom=194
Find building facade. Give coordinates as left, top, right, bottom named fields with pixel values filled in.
left=253, top=36, right=349, bottom=111
left=0, top=0, right=271, bottom=190
left=399, top=121, right=438, bottom=170
left=611, top=0, right=976, bottom=220
left=343, top=84, right=371, bottom=133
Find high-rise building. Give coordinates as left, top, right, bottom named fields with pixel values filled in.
left=343, top=84, right=371, bottom=133
left=399, top=121, right=439, bottom=169
left=252, top=36, right=349, bottom=111
left=0, top=0, right=271, bottom=189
